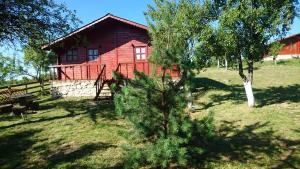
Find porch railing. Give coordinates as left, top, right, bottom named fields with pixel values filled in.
left=115, top=61, right=150, bottom=79
left=115, top=62, right=180, bottom=79
left=49, top=62, right=180, bottom=81
left=94, top=65, right=107, bottom=100
left=49, top=63, right=105, bottom=80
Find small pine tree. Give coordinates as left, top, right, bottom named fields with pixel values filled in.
left=114, top=0, right=216, bottom=168
left=115, top=72, right=215, bottom=168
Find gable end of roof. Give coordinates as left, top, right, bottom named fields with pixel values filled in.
left=42, top=13, right=148, bottom=49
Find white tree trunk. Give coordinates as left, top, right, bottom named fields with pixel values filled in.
left=225, top=58, right=228, bottom=70
left=187, top=90, right=193, bottom=110
left=217, top=59, right=220, bottom=69
left=243, top=80, right=255, bottom=107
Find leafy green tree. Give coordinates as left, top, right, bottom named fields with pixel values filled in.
left=0, top=0, right=80, bottom=88
left=0, top=0, right=80, bottom=46
left=22, top=45, right=56, bottom=92
left=215, top=0, right=298, bottom=107
left=0, top=54, right=22, bottom=85
left=268, top=42, right=285, bottom=65
left=202, top=28, right=237, bottom=70
left=114, top=0, right=214, bottom=168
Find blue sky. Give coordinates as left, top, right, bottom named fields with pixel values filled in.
left=56, top=0, right=154, bottom=27
left=58, top=0, right=300, bottom=35
left=1, top=0, right=300, bottom=56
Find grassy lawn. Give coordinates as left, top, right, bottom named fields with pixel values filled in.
left=0, top=60, right=299, bottom=169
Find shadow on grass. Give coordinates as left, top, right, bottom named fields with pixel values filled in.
left=191, top=77, right=230, bottom=91
left=45, top=142, right=117, bottom=169
left=0, top=129, right=121, bottom=169
left=0, top=98, right=117, bottom=130
left=255, top=85, right=300, bottom=107
left=190, top=121, right=300, bottom=168
left=192, top=77, right=300, bottom=108
left=0, top=129, right=42, bottom=169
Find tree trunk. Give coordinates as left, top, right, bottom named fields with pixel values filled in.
left=246, top=59, right=255, bottom=107
left=186, top=85, right=193, bottom=111
left=39, top=78, right=45, bottom=95
left=217, top=59, right=220, bottom=68
left=237, top=56, right=255, bottom=108
left=273, top=57, right=277, bottom=66
left=161, top=69, right=168, bottom=137
left=225, top=57, right=228, bottom=70
left=243, top=80, right=255, bottom=107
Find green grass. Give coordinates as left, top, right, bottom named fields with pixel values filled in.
left=0, top=60, right=299, bottom=169
left=0, top=98, right=130, bottom=169
left=192, top=60, right=300, bottom=168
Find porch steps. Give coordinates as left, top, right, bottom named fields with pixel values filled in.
left=95, top=83, right=112, bottom=101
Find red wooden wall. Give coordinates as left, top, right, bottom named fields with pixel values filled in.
left=53, top=19, right=151, bottom=80
left=278, top=35, right=300, bottom=55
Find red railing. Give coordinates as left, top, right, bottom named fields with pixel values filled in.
left=49, top=63, right=105, bottom=80
left=50, top=62, right=180, bottom=81
left=115, top=62, right=150, bottom=79
left=115, top=62, right=180, bottom=79
left=94, top=65, right=107, bottom=100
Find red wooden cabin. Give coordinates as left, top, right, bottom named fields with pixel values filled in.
left=264, top=33, right=300, bottom=61
left=43, top=14, right=179, bottom=98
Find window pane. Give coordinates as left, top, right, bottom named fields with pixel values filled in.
left=141, top=48, right=146, bottom=53
left=72, top=50, right=77, bottom=56
left=136, top=54, right=141, bottom=60
left=94, top=50, right=98, bottom=55
left=67, top=55, right=72, bottom=61
left=67, top=50, right=72, bottom=55
left=73, top=55, right=77, bottom=61
left=141, top=54, right=146, bottom=60
left=135, top=48, right=141, bottom=53
left=88, top=50, right=93, bottom=56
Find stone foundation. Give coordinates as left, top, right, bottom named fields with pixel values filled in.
left=51, top=80, right=111, bottom=98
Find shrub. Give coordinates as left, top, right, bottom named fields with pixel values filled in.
left=115, top=72, right=215, bottom=168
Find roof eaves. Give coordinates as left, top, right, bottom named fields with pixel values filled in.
left=278, top=33, right=300, bottom=42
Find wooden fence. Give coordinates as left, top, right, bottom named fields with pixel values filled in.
left=0, top=81, right=50, bottom=105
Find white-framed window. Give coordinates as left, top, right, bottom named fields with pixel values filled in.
left=66, top=49, right=78, bottom=62
left=88, top=49, right=99, bottom=61
left=135, top=47, right=147, bottom=60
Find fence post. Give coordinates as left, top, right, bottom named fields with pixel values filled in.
left=25, top=84, right=28, bottom=94
left=8, top=86, right=12, bottom=97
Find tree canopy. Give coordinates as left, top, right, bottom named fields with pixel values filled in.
left=0, top=0, right=81, bottom=46
left=23, top=45, right=56, bottom=82
left=0, top=54, right=22, bottom=85
left=147, top=0, right=213, bottom=78
left=213, top=0, right=298, bottom=107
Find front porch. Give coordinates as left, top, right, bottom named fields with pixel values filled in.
left=49, top=62, right=180, bottom=99
left=49, top=62, right=155, bottom=81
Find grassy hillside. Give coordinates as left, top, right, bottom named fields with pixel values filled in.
left=0, top=60, right=299, bottom=169
left=192, top=60, right=300, bottom=168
